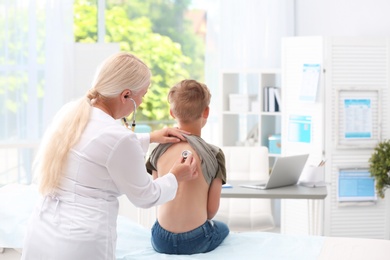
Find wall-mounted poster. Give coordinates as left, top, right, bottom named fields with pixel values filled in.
left=299, top=63, right=321, bottom=102
left=337, top=168, right=377, bottom=202
left=344, top=99, right=372, bottom=139
left=336, top=88, right=380, bottom=148
left=288, top=115, right=312, bottom=143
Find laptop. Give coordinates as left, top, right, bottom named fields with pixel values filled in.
left=240, top=154, right=309, bottom=190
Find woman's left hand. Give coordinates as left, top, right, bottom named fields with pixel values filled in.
left=150, top=127, right=190, bottom=144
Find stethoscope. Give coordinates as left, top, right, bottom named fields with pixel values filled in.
left=123, top=97, right=137, bottom=131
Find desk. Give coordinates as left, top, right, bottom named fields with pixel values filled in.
left=221, top=180, right=327, bottom=199
left=221, top=180, right=328, bottom=235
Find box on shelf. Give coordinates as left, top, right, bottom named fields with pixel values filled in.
left=229, top=94, right=257, bottom=112
left=268, top=134, right=281, bottom=154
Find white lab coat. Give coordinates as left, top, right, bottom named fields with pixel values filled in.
left=21, top=107, right=178, bottom=260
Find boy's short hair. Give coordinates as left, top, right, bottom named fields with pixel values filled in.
left=168, top=79, right=211, bottom=123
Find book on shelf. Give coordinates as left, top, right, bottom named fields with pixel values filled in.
left=263, top=87, right=281, bottom=112
left=263, top=87, right=269, bottom=112
left=273, top=87, right=281, bottom=112
left=269, top=87, right=276, bottom=112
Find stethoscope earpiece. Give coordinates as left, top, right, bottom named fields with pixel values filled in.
left=123, top=96, right=137, bottom=131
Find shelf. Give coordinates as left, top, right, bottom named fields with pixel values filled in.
left=261, top=112, right=282, bottom=116
left=219, top=69, right=281, bottom=150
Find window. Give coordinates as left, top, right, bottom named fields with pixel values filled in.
left=0, top=1, right=74, bottom=185
left=74, top=0, right=207, bottom=130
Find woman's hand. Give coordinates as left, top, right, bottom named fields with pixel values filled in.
left=150, top=127, right=190, bottom=144
left=169, top=153, right=198, bottom=182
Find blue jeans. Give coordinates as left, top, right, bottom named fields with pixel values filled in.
left=151, top=219, right=230, bottom=255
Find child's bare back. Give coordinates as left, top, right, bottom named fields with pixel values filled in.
left=154, top=142, right=209, bottom=233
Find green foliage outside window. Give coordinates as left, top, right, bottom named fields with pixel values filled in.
left=74, top=0, right=205, bottom=129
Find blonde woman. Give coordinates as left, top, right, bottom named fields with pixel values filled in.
left=21, top=52, right=198, bottom=260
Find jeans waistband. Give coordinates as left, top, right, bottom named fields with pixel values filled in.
left=153, top=219, right=212, bottom=242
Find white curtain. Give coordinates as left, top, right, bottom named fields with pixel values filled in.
left=201, top=0, right=295, bottom=144
left=0, top=0, right=74, bottom=185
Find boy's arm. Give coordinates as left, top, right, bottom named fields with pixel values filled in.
left=207, top=178, right=222, bottom=219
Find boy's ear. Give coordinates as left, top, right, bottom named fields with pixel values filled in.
left=169, top=109, right=176, bottom=119
left=203, top=106, right=210, bottom=118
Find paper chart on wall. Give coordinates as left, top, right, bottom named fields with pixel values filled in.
left=299, top=64, right=321, bottom=102
left=337, top=89, right=379, bottom=148
left=337, top=168, right=376, bottom=202
left=343, top=99, right=372, bottom=139
left=288, top=115, right=312, bottom=143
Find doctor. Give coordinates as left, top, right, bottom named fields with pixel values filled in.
left=21, top=52, right=198, bottom=260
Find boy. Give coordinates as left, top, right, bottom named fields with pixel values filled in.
left=146, top=79, right=229, bottom=255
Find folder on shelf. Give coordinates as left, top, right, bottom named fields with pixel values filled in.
left=269, top=88, right=275, bottom=112
left=268, top=87, right=280, bottom=112
left=263, top=87, right=270, bottom=112
left=274, top=88, right=281, bottom=112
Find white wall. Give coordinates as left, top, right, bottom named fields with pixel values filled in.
left=295, top=0, right=390, bottom=37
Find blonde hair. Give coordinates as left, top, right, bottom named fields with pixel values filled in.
left=36, top=52, right=151, bottom=195
left=168, top=79, right=211, bottom=124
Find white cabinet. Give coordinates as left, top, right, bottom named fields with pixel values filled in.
left=218, top=69, right=281, bottom=158
left=281, top=36, right=390, bottom=238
